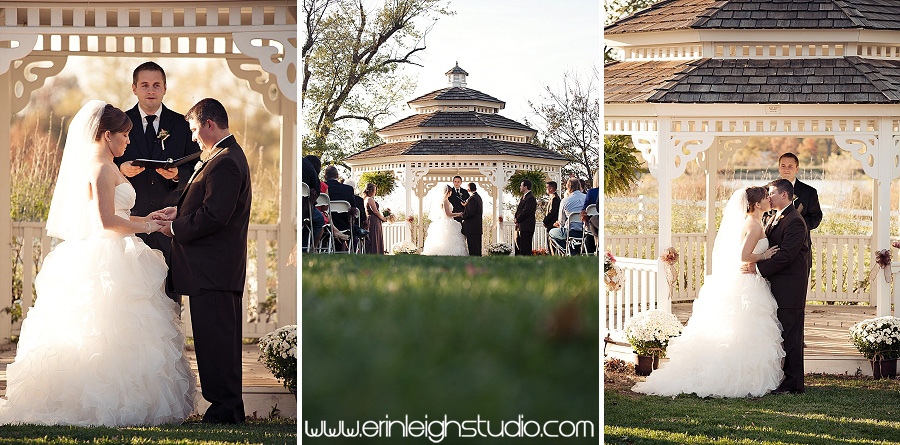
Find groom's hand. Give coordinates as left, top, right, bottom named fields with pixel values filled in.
left=158, top=220, right=173, bottom=237
left=740, top=262, right=756, bottom=274
left=149, top=206, right=177, bottom=221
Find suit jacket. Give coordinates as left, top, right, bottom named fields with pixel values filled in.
left=793, top=178, right=822, bottom=233
left=324, top=179, right=361, bottom=232
left=168, top=135, right=251, bottom=296
left=353, top=194, right=367, bottom=227
left=515, top=192, right=537, bottom=233
left=116, top=104, right=201, bottom=217
left=543, top=193, right=561, bottom=230
left=449, top=187, right=469, bottom=213
left=460, top=192, right=483, bottom=236
left=757, top=204, right=810, bottom=309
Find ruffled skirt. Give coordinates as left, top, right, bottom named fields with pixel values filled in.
left=421, top=217, right=468, bottom=256
left=633, top=272, right=785, bottom=398
left=0, top=235, right=196, bottom=426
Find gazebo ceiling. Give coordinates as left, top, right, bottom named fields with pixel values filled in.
left=606, top=0, right=900, bottom=35
left=606, top=56, right=900, bottom=104
left=378, top=111, right=535, bottom=133
left=346, top=139, right=569, bottom=162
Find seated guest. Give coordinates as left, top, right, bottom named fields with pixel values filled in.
left=323, top=166, right=357, bottom=251
left=548, top=178, right=586, bottom=253
left=581, top=171, right=599, bottom=254
left=302, top=155, right=324, bottom=251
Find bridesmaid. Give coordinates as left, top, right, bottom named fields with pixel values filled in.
left=364, top=183, right=386, bottom=255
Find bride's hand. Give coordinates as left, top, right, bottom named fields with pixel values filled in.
left=762, top=246, right=779, bottom=260
left=147, top=220, right=163, bottom=233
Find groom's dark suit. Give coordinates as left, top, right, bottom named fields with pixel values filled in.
left=757, top=204, right=809, bottom=393
left=460, top=191, right=483, bottom=256
left=168, top=135, right=251, bottom=423
left=116, top=104, right=200, bottom=303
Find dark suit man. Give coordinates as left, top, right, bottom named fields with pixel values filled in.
left=157, top=99, right=249, bottom=423
left=514, top=179, right=537, bottom=256
left=460, top=183, right=483, bottom=256
left=746, top=179, right=810, bottom=394
left=542, top=181, right=561, bottom=231
left=449, top=175, right=470, bottom=223
left=323, top=166, right=364, bottom=249
left=116, top=62, right=200, bottom=304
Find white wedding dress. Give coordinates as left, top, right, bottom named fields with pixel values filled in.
left=633, top=192, right=786, bottom=398
left=0, top=182, right=196, bottom=426
left=421, top=200, right=468, bottom=256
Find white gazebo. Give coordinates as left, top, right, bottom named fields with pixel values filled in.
left=345, top=64, right=569, bottom=250
left=604, top=0, right=900, bottom=343
left=0, top=1, right=297, bottom=340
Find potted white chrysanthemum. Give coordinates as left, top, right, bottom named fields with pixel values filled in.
left=391, top=240, right=418, bottom=255
left=258, top=325, right=297, bottom=393
left=487, top=242, right=512, bottom=256
left=624, top=309, right=683, bottom=376
left=849, top=316, right=900, bottom=379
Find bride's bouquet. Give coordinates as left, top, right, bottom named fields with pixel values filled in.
left=624, top=310, right=683, bottom=358
left=487, top=242, right=512, bottom=256
left=849, top=316, right=900, bottom=361
left=391, top=240, right=419, bottom=254
left=258, top=325, right=297, bottom=394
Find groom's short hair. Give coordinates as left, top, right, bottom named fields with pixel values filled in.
left=133, top=61, right=166, bottom=86
left=468, top=182, right=477, bottom=191
left=186, top=98, right=228, bottom=129
left=769, top=178, right=793, bottom=197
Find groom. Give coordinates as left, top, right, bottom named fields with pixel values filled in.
left=743, top=178, right=810, bottom=394
left=155, top=98, right=251, bottom=423
left=460, top=182, right=483, bottom=256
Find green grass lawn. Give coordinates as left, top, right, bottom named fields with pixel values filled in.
left=606, top=364, right=900, bottom=445
left=0, top=417, right=296, bottom=444
left=302, top=255, right=600, bottom=444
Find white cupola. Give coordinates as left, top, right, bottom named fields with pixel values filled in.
left=445, top=62, right=468, bottom=87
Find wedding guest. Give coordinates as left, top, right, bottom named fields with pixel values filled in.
left=116, top=61, right=200, bottom=304
left=549, top=178, right=586, bottom=252
left=514, top=179, right=537, bottom=256
left=324, top=166, right=361, bottom=251
left=543, top=181, right=561, bottom=245
left=364, top=183, right=386, bottom=255
left=581, top=171, right=600, bottom=253
left=303, top=155, right=329, bottom=250
left=302, top=155, right=323, bottom=251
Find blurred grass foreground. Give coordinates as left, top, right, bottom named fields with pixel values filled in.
left=302, top=255, right=599, bottom=443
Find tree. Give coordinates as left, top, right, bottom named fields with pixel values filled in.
left=604, top=0, right=664, bottom=62
left=303, top=0, right=452, bottom=161
left=529, top=68, right=600, bottom=180
left=604, top=135, right=642, bottom=195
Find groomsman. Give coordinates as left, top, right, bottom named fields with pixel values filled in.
left=514, top=180, right=537, bottom=256
left=449, top=175, right=470, bottom=223
left=116, top=61, right=200, bottom=304
left=777, top=152, right=822, bottom=268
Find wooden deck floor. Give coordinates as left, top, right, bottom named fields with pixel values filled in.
left=0, top=344, right=296, bottom=418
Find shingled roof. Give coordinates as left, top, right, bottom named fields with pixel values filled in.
left=378, top=111, right=535, bottom=133
left=346, top=139, right=569, bottom=161
left=607, top=0, right=900, bottom=34
left=605, top=57, right=900, bottom=104
left=408, top=87, right=504, bottom=105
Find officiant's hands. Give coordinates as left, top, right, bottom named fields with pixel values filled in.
left=120, top=161, right=144, bottom=177
left=156, top=167, right=178, bottom=180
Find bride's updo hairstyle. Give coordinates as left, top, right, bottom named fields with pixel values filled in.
left=94, top=104, right=132, bottom=141
left=444, top=184, right=452, bottom=196
left=745, top=186, right=768, bottom=213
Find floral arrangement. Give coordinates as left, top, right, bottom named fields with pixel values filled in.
left=854, top=248, right=893, bottom=292
left=382, top=207, right=395, bottom=222
left=532, top=248, right=550, bottom=256
left=391, top=240, right=418, bottom=254
left=624, top=310, right=683, bottom=357
left=498, top=216, right=504, bottom=223
left=258, top=325, right=297, bottom=393
left=659, top=247, right=678, bottom=265
left=849, top=316, right=900, bottom=361
left=487, top=242, right=512, bottom=256
left=604, top=252, right=625, bottom=292
left=157, top=129, right=170, bottom=151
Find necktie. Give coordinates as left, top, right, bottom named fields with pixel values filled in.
left=145, top=115, right=157, bottom=147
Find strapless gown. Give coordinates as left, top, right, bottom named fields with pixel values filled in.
left=421, top=208, right=468, bottom=256
left=0, top=182, right=196, bottom=426
left=633, top=238, right=786, bottom=398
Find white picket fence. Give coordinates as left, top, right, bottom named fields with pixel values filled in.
left=7, top=223, right=288, bottom=340
left=605, top=257, right=658, bottom=343
left=383, top=222, right=550, bottom=254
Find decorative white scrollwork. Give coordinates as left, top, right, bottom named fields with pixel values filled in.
left=232, top=32, right=296, bottom=103
left=631, top=133, right=659, bottom=177
left=835, top=134, right=880, bottom=179
left=226, top=58, right=282, bottom=116
left=10, top=56, right=68, bottom=115
left=0, top=34, right=38, bottom=76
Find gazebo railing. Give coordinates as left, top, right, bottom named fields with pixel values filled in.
left=606, top=233, right=874, bottom=304
left=4, top=222, right=289, bottom=341
left=605, top=257, right=658, bottom=342
left=381, top=222, right=551, bottom=254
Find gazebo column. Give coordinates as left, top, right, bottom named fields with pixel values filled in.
left=0, top=72, right=10, bottom=342
left=873, top=117, right=895, bottom=316
left=277, top=97, right=296, bottom=326
left=704, top=141, right=718, bottom=276
left=656, top=119, right=674, bottom=313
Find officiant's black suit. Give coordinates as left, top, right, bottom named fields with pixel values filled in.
left=757, top=204, right=810, bottom=393
left=116, top=104, right=200, bottom=303
left=793, top=179, right=822, bottom=267
left=460, top=191, right=483, bottom=256
left=168, top=135, right=250, bottom=423
left=514, top=191, right=537, bottom=256
left=449, top=187, right=469, bottom=222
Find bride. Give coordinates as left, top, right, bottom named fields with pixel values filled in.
left=0, top=101, right=196, bottom=426
left=633, top=186, right=786, bottom=398
left=421, top=184, right=468, bottom=256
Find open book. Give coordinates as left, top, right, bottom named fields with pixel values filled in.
left=131, top=151, right=201, bottom=169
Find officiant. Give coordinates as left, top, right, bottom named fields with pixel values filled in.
left=115, top=61, right=200, bottom=304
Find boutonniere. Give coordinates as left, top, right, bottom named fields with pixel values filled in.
left=771, top=213, right=785, bottom=228
left=194, top=161, right=203, bottom=172
left=157, top=129, right=170, bottom=150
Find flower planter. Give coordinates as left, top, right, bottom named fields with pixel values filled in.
left=635, top=355, right=659, bottom=376
left=871, top=359, right=898, bottom=379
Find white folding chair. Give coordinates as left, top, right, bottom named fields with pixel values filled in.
left=301, top=182, right=313, bottom=253
left=563, top=211, right=587, bottom=256
left=585, top=203, right=598, bottom=256
left=315, top=193, right=334, bottom=253
left=328, top=200, right=352, bottom=254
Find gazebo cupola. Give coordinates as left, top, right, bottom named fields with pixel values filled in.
left=446, top=62, right=468, bottom=87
